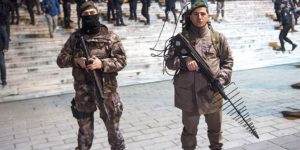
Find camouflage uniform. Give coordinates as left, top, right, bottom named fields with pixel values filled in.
left=57, top=24, right=126, bottom=150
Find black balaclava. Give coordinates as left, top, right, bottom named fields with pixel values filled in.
left=81, top=14, right=101, bottom=35
left=80, top=1, right=101, bottom=35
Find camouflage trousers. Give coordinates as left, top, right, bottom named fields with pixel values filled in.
left=73, top=92, right=125, bottom=150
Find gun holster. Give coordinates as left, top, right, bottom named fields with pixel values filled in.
left=71, top=98, right=94, bottom=119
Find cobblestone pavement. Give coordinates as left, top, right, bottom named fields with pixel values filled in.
left=0, top=63, right=300, bottom=150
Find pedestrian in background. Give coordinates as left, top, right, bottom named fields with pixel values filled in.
left=62, top=0, right=72, bottom=28
left=35, top=0, right=42, bottom=15
left=141, top=0, right=151, bottom=25
left=0, top=0, right=12, bottom=39
left=216, top=0, right=225, bottom=21
left=0, top=25, right=8, bottom=87
left=165, top=0, right=177, bottom=23
left=75, top=0, right=87, bottom=28
left=23, top=0, right=36, bottom=25
left=114, top=0, right=126, bottom=26
left=41, top=0, right=61, bottom=38
left=129, top=0, right=137, bottom=21
left=278, top=0, right=297, bottom=52
left=11, top=0, right=20, bottom=25
left=107, top=0, right=116, bottom=22
left=274, top=0, right=282, bottom=21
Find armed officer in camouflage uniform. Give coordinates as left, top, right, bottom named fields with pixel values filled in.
left=57, top=1, right=126, bottom=150
left=166, top=0, right=233, bottom=149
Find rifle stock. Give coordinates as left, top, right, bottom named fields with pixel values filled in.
left=79, top=36, right=110, bottom=121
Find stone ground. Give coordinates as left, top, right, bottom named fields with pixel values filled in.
left=0, top=63, right=300, bottom=150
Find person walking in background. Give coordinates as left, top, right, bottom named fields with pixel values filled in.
left=41, top=0, right=61, bottom=38
left=0, top=25, right=8, bottom=87
left=274, top=0, right=282, bottom=21
left=294, top=0, right=299, bottom=25
left=129, top=0, right=137, bottom=21
left=216, top=0, right=225, bottom=21
left=288, top=0, right=298, bottom=31
left=166, top=0, right=233, bottom=149
left=284, top=0, right=297, bottom=31
left=57, top=1, right=126, bottom=149
left=107, top=0, right=116, bottom=22
left=62, top=0, right=72, bottom=28
left=113, top=0, right=126, bottom=26
left=75, top=0, right=87, bottom=28
left=11, top=0, right=20, bottom=25
left=35, top=0, right=42, bottom=15
left=141, top=0, right=151, bottom=25
left=0, top=0, right=12, bottom=40
left=23, top=0, right=36, bottom=25
left=0, top=0, right=10, bottom=87
left=278, top=0, right=297, bottom=52
left=165, top=0, right=177, bottom=23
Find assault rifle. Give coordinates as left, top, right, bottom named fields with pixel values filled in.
left=79, top=36, right=110, bottom=121
left=171, top=33, right=259, bottom=139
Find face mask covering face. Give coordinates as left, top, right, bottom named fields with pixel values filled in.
left=81, top=14, right=101, bottom=35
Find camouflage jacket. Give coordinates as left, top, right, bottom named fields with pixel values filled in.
left=57, top=25, right=126, bottom=94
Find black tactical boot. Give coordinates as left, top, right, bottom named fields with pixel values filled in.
left=2, top=80, right=7, bottom=87
left=292, top=44, right=297, bottom=51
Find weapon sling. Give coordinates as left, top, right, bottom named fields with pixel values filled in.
left=173, top=33, right=259, bottom=139
left=79, top=36, right=110, bottom=121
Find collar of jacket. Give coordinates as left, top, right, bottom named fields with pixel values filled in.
left=188, top=24, right=209, bottom=39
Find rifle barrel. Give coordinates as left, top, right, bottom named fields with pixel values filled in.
left=80, top=36, right=110, bottom=121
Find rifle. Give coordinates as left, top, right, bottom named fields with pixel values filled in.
left=79, top=36, right=110, bottom=121
left=171, top=33, right=259, bottom=139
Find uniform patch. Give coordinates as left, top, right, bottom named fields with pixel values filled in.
left=176, top=41, right=181, bottom=46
